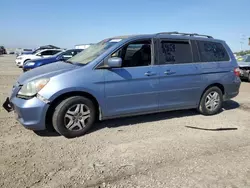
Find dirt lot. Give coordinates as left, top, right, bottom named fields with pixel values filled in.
left=0, top=55, right=250, bottom=188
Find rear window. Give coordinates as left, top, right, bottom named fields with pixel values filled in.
left=160, top=40, right=193, bottom=64
left=197, top=41, right=229, bottom=62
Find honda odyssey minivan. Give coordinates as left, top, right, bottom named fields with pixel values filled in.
left=3, top=32, right=241, bottom=138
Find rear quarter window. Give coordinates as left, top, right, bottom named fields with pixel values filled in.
left=197, top=41, right=230, bottom=62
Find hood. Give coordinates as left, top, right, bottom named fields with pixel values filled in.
left=18, top=61, right=80, bottom=84
left=237, top=61, right=250, bottom=67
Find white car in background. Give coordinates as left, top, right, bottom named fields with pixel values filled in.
left=15, top=49, right=63, bottom=67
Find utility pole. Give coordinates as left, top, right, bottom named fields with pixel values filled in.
left=240, top=34, right=246, bottom=51
left=240, top=41, right=243, bottom=51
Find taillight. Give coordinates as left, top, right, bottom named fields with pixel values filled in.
left=234, top=67, right=240, bottom=77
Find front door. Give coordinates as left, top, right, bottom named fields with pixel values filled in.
left=156, top=39, right=203, bottom=110
left=103, top=39, right=159, bottom=118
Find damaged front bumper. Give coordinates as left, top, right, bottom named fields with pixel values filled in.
left=2, top=97, right=13, bottom=112
left=2, top=95, right=49, bottom=131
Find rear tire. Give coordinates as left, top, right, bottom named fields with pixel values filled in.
left=248, top=73, right=250, bottom=82
left=198, top=86, right=223, bottom=116
left=52, top=96, right=96, bottom=138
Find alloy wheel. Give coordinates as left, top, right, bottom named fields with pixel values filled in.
left=64, top=104, right=90, bottom=131
left=205, top=91, right=220, bottom=111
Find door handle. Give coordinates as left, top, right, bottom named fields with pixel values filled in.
left=164, top=70, right=176, bottom=75
left=144, top=71, right=156, bottom=76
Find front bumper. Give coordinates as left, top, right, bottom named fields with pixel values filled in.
left=2, top=97, right=13, bottom=112
left=3, top=96, right=49, bottom=130
left=15, top=59, right=23, bottom=67
left=23, top=65, right=35, bottom=72
left=23, top=68, right=31, bottom=72
left=223, top=78, right=241, bottom=101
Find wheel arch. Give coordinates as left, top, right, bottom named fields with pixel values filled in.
left=24, top=59, right=31, bottom=62
left=199, top=83, right=225, bottom=105
left=204, top=83, right=225, bottom=95
left=22, top=59, right=31, bottom=66
left=45, top=91, right=101, bottom=131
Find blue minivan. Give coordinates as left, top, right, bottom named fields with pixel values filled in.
left=3, top=32, right=241, bottom=138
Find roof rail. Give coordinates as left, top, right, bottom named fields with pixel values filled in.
left=156, top=31, right=213, bottom=39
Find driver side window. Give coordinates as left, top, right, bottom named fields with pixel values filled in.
left=111, top=40, right=152, bottom=67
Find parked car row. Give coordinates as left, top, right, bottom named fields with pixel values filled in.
left=23, top=49, right=83, bottom=72
left=16, top=48, right=63, bottom=67
left=16, top=45, right=61, bottom=57
left=15, top=45, right=83, bottom=71
left=3, top=31, right=241, bottom=138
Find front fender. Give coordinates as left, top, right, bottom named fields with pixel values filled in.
left=38, top=66, right=105, bottom=115
left=48, top=87, right=100, bottom=101
left=39, top=85, right=105, bottom=113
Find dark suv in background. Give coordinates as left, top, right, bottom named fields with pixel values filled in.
left=0, top=46, right=7, bottom=55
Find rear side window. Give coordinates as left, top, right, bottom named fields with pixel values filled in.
left=41, top=50, right=60, bottom=56
left=197, top=41, right=229, bottom=62
left=159, top=40, right=193, bottom=64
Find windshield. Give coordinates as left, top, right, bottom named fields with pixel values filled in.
left=32, top=48, right=41, bottom=54
left=53, top=51, right=64, bottom=57
left=68, top=38, right=123, bottom=64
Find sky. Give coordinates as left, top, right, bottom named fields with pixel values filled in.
left=1, top=0, right=250, bottom=52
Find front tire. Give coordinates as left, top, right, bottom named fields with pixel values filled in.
left=198, top=86, right=223, bottom=116
left=52, top=96, right=96, bottom=138
left=22, top=59, right=30, bottom=67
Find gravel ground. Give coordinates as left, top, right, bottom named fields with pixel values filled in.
left=0, top=55, right=250, bottom=188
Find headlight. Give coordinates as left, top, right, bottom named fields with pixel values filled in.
left=16, top=56, right=23, bottom=60
left=18, top=78, right=50, bottom=97
left=25, top=62, right=35, bottom=66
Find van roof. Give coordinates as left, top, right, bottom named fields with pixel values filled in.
left=108, top=32, right=223, bottom=43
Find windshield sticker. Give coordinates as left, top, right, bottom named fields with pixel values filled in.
left=109, top=39, right=122, bottom=43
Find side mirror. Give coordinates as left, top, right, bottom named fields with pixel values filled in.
left=107, top=57, right=122, bottom=68
left=37, top=53, right=42, bottom=56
